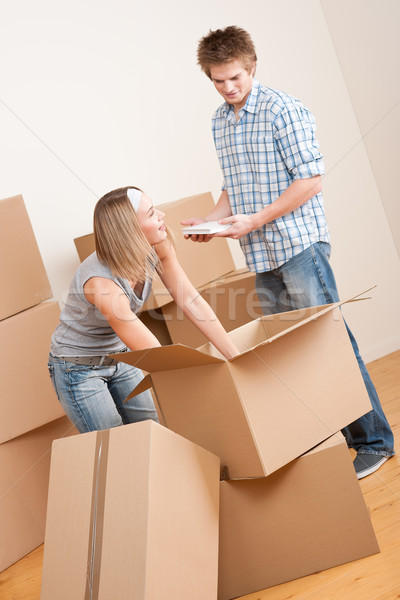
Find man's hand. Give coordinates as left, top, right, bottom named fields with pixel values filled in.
left=180, top=217, right=214, bottom=243
left=213, top=213, right=259, bottom=239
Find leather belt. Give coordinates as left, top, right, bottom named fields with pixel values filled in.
left=58, top=355, right=118, bottom=367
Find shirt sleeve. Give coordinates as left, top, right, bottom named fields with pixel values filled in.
left=273, top=100, right=325, bottom=179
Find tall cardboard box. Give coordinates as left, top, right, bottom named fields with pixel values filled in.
left=0, top=300, right=65, bottom=443
left=218, top=434, right=380, bottom=600
left=41, top=420, right=220, bottom=600
left=0, top=194, right=52, bottom=321
left=0, top=416, right=78, bottom=572
left=113, top=300, right=372, bottom=479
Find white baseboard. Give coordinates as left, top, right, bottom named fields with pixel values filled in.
left=362, top=337, right=400, bottom=364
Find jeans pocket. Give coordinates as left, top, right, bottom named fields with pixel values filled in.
left=318, top=241, right=331, bottom=259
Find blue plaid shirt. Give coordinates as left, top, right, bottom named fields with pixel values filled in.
left=212, top=80, right=330, bottom=272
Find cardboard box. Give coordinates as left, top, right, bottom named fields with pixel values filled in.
left=145, top=191, right=236, bottom=308
left=160, top=269, right=263, bottom=346
left=113, top=298, right=371, bottom=479
left=137, top=307, right=173, bottom=346
left=41, top=420, right=220, bottom=600
left=74, top=192, right=255, bottom=347
left=218, top=434, right=380, bottom=600
left=0, top=194, right=52, bottom=321
left=73, top=232, right=95, bottom=263
left=0, top=416, right=78, bottom=572
left=73, top=191, right=236, bottom=311
left=0, top=300, right=65, bottom=443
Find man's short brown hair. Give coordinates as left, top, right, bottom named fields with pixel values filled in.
left=197, top=26, right=257, bottom=78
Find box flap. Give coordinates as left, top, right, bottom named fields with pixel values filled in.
left=230, top=287, right=375, bottom=360
left=125, top=373, right=153, bottom=402
left=110, top=344, right=224, bottom=373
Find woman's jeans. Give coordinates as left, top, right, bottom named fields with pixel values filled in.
left=48, top=354, right=159, bottom=433
left=255, top=241, right=394, bottom=457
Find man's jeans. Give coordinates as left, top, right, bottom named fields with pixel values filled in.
left=48, top=354, right=159, bottom=433
left=255, top=241, right=394, bottom=456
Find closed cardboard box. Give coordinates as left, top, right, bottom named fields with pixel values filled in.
left=218, top=434, right=380, bottom=600
left=114, top=299, right=371, bottom=479
left=41, top=420, right=220, bottom=600
left=0, top=300, right=65, bottom=443
left=0, top=195, right=52, bottom=321
left=0, top=416, right=78, bottom=572
left=74, top=192, right=255, bottom=348
left=74, top=192, right=235, bottom=306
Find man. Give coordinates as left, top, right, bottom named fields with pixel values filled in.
left=182, top=25, right=394, bottom=479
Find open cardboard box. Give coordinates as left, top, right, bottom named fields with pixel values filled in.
left=218, top=433, right=380, bottom=600
left=159, top=268, right=263, bottom=346
left=111, top=294, right=372, bottom=479
left=0, top=194, right=52, bottom=321
left=41, top=420, right=220, bottom=600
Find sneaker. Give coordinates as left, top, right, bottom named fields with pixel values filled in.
left=353, top=453, right=390, bottom=480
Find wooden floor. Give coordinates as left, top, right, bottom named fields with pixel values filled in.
left=1, top=351, right=399, bottom=599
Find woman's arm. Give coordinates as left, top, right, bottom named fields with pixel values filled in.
left=84, top=277, right=161, bottom=350
left=155, top=241, right=239, bottom=359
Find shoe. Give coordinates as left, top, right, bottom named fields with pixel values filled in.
left=353, top=453, right=390, bottom=479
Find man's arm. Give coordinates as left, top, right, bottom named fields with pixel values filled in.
left=214, top=176, right=322, bottom=239
left=181, top=177, right=321, bottom=242
left=180, top=190, right=232, bottom=243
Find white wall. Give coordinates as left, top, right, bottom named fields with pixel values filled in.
left=322, top=0, right=400, bottom=258
left=1, top=0, right=399, bottom=361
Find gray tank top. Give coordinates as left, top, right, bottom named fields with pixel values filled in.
left=50, top=252, right=153, bottom=356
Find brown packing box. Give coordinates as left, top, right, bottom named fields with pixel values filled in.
left=73, top=232, right=95, bottom=263
left=74, top=192, right=236, bottom=304
left=0, top=300, right=66, bottom=443
left=112, top=296, right=372, bottom=479
left=73, top=192, right=247, bottom=345
left=41, top=420, right=220, bottom=600
left=160, top=269, right=263, bottom=346
left=0, top=194, right=52, bottom=321
left=0, top=416, right=78, bottom=572
left=218, top=433, right=380, bottom=600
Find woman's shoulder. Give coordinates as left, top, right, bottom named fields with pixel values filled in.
left=80, top=252, right=112, bottom=277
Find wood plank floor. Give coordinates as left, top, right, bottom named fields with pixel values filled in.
left=1, top=350, right=399, bottom=599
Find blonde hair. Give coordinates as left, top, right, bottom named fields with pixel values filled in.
left=94, top=186, right=172, bottom=283
left=197, top=26, right=257, bottom=79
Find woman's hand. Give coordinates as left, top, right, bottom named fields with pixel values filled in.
left=180, top=217, right=214, bottom=243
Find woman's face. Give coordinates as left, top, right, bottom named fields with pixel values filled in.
left=136, top=193, right=167, bottom=246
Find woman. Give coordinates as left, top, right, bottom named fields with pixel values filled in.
left=48, top=186, right=239, bottom=433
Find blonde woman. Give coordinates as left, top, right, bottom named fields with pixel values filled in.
left=48, top=186, right=239, bottom=433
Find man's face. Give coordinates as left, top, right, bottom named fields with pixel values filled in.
left=209, top=59, right=255, bottom=111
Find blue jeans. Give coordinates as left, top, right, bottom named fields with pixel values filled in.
left=48, top=354, right=159, bottom=433
left=255, top=242, right=394, bottom=456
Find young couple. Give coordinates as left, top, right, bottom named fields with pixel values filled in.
left=49, top=26, right=394, bottom=480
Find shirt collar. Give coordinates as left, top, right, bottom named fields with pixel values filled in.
left=220, top=79, right=262, bottom=119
